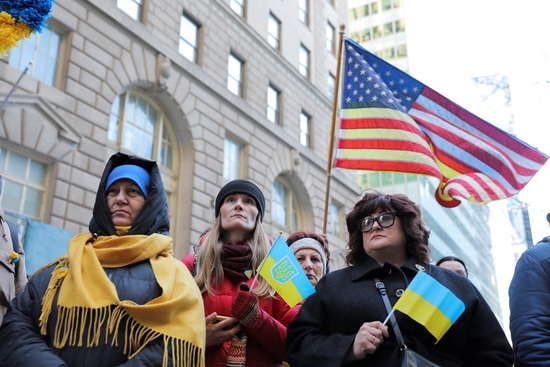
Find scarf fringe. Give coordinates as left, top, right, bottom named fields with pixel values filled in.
left=39, top=258, right=69, bottom=334
left=48, top=303, right=204, bottom=367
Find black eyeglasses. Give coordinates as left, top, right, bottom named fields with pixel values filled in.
left=359, top=212, right=398, bottom=232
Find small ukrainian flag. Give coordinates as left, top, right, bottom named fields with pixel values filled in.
left=257, top=235, right=315, bottom=307
left=393, top=270, right=465, bottom=343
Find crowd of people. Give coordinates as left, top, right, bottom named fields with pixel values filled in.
left=0, top=152, right=548, bottom=366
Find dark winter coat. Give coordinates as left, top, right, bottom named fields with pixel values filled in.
left=0, top=153, right=173, bottom=366
left=287, top=256, right=513, bottom=366
left=509, top=237, right=550, bottom=366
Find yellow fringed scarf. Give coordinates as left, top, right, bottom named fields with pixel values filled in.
left=39, top=232, right=205, bottom=367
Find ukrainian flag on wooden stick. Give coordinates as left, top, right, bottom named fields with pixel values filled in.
left=394, top=271, right=465, bottom=343
left=257, top=235, right=315, bottom=307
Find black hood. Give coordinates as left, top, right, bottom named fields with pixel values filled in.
left=89, top=152, right=170, bottom=236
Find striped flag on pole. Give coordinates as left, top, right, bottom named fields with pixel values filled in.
left=334, top=38, right=548, bottom=207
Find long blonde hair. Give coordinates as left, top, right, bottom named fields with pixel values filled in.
left=194, top=215, right=275, bottom=298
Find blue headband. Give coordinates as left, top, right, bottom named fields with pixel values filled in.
left=105, top=165, right=150, bottom=198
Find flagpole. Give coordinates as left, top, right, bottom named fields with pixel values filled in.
left=322, top=25, right=345, bottom=234
left=0, top=61, right=32, bottom=113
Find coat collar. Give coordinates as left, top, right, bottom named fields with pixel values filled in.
left=350, top=255, right=430, bottom=282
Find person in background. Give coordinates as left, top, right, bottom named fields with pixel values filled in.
left=436, top=255, right=468, bottom=277
left=0, top=174, right=28, bottom=325
left=0, top=152, right=205, bottom=366
left=182, top=179, right=300, bottom=367
left=286, top=231, right=330, bottom=287
left=509, top=212, right=550, bottom=366
left=286, top=190, right=513, bottom=367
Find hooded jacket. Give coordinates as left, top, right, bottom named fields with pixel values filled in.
left=509, top=236, right=550, bottom=366
left=0, top=153, right=200, bottom=367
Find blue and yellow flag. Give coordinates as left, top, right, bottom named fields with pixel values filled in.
left=393, top=271, right=465, bottom=343
left=257, top=235, right=315, bottom=307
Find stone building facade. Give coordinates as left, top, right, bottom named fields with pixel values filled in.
left=0, top=0, right=360, bottom=268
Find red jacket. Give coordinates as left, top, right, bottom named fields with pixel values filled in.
left=182, top=254, right=300, bottom=367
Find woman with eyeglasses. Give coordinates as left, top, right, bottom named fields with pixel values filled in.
left=286, top=190, right=513, bottom=367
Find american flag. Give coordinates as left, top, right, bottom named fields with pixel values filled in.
left=334, top=38, right=548, bottom=207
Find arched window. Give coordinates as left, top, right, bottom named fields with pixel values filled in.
left=272, top=179, right=300, bottom=231
left=108, top=92, right=175, bottom=171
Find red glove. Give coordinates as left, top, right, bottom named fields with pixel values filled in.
left=230, top=282, right=260, bottom=328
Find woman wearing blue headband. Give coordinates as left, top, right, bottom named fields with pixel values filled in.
left=0, top=152, right=205, bottom=367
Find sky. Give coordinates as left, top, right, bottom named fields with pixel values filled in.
left=405, top=0, right=550, bottom=231
left=403, top=0, right=550, bottom=334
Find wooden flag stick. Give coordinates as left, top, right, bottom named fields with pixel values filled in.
left=322, top=24, right=346, bottom=234
left=383, top=308, right=396, bottom=326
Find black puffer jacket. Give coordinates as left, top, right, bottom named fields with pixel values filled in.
left=0, top=153, right=172, bottom=366
left=509, top=236, right=550, bottom=366
left=287, top=257, right=514, bottom=366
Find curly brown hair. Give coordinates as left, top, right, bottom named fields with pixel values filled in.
left=345, top=190, right=431, bottom=266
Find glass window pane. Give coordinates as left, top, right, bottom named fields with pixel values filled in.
left=228, top=54, right=242, bottom=96
left=298, top=0, right=308, bottom=24
left=329, top=203, right=340, bottom=236
left=326, top=23, right=335, bottom=52
left=29, top=160, right=47, bottom=185
left=395, top=19, right=406, bottom=33
left=227, top=78, right=239, bottom=95
left=299, top=46, right=309, bottom=78
left=0, top=149, right=5, bottom=170
left=223, top=138, right=241, bottom=180
left=165, top=145, right=173, bottom=169
left=179, top=41, right=194, bottom=61
left=117, top=0, right=141, bottom=20
left=267, top=86, right=279, bottom=124
left=373, top=26, right=382, bottom=39
left=230, top=0, right=244, bottom=16
left=394, top=173, right=405, bottom=184
left=382, top=172, right=393, bottom=186
left=2, top=181, right=23, bottom=213
left=6, top=152, right=27, bottom=179
left=108, top=95, right=120, bottom=141
left=272, top=181, right=287, bottom=225
left=328, top=73, right=335, bottom=100
left=268, top=14, right=280, bottom=49
left=369, top=172, right=380, bottom=187
left=179, top=15, right=198, bottom=62
left=362, top=29, right=371, bottom=42
left=23, top=187, right=43, bottom=218
left=371, top=1, right=379, bottom=14
left=397, top=44, right=407, bottom=57
left=383, top=22, right=393, bottom=36
left=146, top=109, right=156, bottom=133
left=291, top=210, right=298, bottom=231
left=300, top=113, right=309, bottom=147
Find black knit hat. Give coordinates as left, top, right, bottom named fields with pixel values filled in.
left=215, top=179, right=266, bottom=221
left=547, top=212, right=550, bottom=223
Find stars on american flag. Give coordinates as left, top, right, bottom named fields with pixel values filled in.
left=342, top=41, right=423, bottom=112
